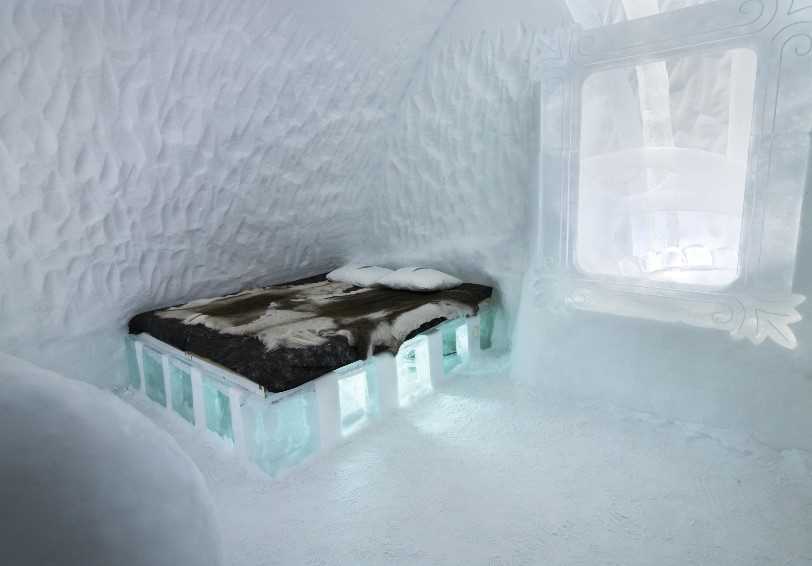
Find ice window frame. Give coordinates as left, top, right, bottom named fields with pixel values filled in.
left=533, top=0, right=811, bottom=349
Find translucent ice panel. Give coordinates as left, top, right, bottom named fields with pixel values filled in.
left=442, top=323, right=460, bottom=356
left=479, top=307, right=495, bottom=350
left=566, top=0, right=715, bottom=29
left=338, top=370, right=370, bottom=436
left=125, top=337, right=141, bottom=390
left=142, top=347, right=166, bottom=407
left=628, top=0, right=716, bottom=21
left=397, top=342, right=432, bottom=407
left=442, top=322, right=463, bottom=373
left=169, top=361, right=195, bottom=425
left=578, top=48, right=757, bottom=287
left=244, top=389, right=318, bottom=476
left=203, top=377, right=233, bottom=442
left=364, top=364, right=383, bottom=417
left=443, top=352, right=462, bottom=374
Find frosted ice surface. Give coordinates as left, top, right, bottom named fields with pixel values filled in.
left=203, top=377, right=234, bottom=442
left=396, top=342, right=432, bottom=407
left=125, top=337, right=140, bottom=390
left=565, top=0, right=717, bottom=28
left=479, top=305, right=495, bottom=350
left=142, top=347, right=166, bottom=407
left=243, top=389, right=319, bottom=476
left=578, top=48, right=756, bottom=287
left=169, top=360, right=195, bottom=425
left=338, top=370, right=371, bottom=436
left=0, top=352, right=221, bottom=566
left=441, top=321, right=464, bottom=373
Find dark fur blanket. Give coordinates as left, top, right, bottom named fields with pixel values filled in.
left=129, top=274, right=492, bottom=393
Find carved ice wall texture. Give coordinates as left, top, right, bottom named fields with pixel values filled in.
left=0, top=1, right=396, bottom=385
left=373, top=33, right=539, bottom=318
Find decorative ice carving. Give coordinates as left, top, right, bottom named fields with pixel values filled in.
left=534, top=265, right=806, bottom=348
left=728, top=294, right=806, bottom=348
left=789, top=0, right=812, bottom=14
left=535, top=0, right=811, bottom=349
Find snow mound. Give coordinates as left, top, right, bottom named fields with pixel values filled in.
left=0, top=352, right=222, bottom=566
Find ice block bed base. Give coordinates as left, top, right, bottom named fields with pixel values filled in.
left=126, top=305, right=493, bottom=477
left=128, top=275, right=493, bottom=394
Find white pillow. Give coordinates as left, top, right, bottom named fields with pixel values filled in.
left=377, top=267, right=463, bottom=292
left=326, top=265, right=393, bottom=288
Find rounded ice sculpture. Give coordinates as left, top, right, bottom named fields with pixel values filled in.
left=0, top=352, right=222, bottom=566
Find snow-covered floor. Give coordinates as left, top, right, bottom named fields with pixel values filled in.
left=128, top=358, right=812, bottom=566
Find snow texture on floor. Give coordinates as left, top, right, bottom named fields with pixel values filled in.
left=127, top=358, right=812, bottom=566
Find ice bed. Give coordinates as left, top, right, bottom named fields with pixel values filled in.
left=126, top=274, right=494, bottom=476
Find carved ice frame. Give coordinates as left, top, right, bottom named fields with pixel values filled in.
left=532, top=0, right=812, bottom=349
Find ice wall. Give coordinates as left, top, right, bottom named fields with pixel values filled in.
left=367, top=35, right=538, bottom=332
left=514, top=6, right=812, bottom=452
left=366, top=2, right=571, bottom=335
left=0, top=0, right=569, bottom=384
left=0, top=0, right=464, bottom=385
